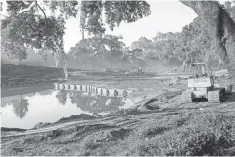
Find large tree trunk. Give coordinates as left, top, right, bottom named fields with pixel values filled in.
left=180, top=1, right=235, bottom=80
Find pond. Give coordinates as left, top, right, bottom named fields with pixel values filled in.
left=1, top=88, right=134, bottom=129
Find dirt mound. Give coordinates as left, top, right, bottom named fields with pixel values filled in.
left=143, top=99, right=160, bottom=110
left=141, top=91, right=182, bottom=110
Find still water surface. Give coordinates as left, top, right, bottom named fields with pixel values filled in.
left=1, top=89, right=134, bottom=129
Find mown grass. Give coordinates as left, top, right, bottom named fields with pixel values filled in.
left=1, top=64, right=79, bottom=83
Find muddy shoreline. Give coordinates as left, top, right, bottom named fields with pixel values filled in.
left=1, top=74, right=234, bottom=133
left=1, top=76, right=185, bottom=132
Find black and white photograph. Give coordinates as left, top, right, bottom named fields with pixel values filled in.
left=1, top=0, right=235, bottom=156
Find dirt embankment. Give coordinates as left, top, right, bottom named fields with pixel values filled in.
left=2, top=106, right=235, bottom=156
left=1, top=68, right=235, bottom=156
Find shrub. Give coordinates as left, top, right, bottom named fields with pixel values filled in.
left=142, top=126, right=169, bottom=138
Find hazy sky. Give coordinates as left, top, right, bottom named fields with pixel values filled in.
left=63, top=0, right=198, bottom=52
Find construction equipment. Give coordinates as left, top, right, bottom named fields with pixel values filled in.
left=181, top=62, right=232, bottom=103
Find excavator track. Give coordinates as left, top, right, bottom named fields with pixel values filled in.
left=181, top=91, right=193, bottom=103
left=208, top=89, right=224, bottom=103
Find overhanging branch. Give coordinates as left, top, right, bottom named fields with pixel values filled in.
left=18, top=1, right=35, bottom=14
left=35, top=1, right=47, bottom=18
left=17, top=1, right=47, bottom=18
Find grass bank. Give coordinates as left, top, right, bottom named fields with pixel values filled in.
left=1, top=110, right=235, bottom=156
left=1, top=64, right=235, bottom=156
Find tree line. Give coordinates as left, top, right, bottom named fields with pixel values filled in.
left=1, top=1, right=235, bottom=78
left=69, top=1, right=235, bottom=71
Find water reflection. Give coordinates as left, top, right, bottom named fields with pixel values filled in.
left=1, top=89, right=134, bottom=129
left=56, top=90, right=68, bottom=105
left=2, top=90, right=133, bottom=119
left=1, top=95, right=29, bottom=119
left=67, top=91, right=126, bottom=114
left=12, top=95, right=29, bottom=118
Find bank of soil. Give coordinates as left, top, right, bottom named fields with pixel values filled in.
left=1, top=67, right=235, bottom=156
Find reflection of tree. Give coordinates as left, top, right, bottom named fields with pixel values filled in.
left=56, top=90, right=68, bottom=105
left=12, top=95, right=29, bottom=119
left=1, top=101, right=8, bottom=108
left=1, top=96, right=21, bottom=108
left=68, top=91, right=123, bottom=114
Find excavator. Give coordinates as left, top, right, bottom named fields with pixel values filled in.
left=181, top=62, right=233, bottom=103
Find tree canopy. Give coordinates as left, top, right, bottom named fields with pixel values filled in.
left=1, top=1, right=235, bottom=78
left=1, top=1, right=150, bottom=63
left=68, top=35, right=125, bottom=60
left=180, top=1, right=235, bottom=79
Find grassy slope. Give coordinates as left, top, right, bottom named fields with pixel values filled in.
left=1, top=65, right=235, bottom=156
left=1, top=64, right=64, bottom=81
left=1, top=64, right=79, bottom=86
left=1, top=64, right=80, bottom=96
left=1, top=82, right=235, bottom=155
left=1, top=110, right=235, bottom=156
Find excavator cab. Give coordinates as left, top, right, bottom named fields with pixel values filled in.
left=181, top=62, right=228, bottom=103
left=188, top=63, right=214, bottom=88
left=189, top=63, right=211, bottom=78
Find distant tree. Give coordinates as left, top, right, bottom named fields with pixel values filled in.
left=4, top=46, right=27, bottom=65
left=68, top=35, right=126, bottom=62
left=36, top=49, right=49, bottom=65
left=121, top=48, right=146, bottom=68
left=150, top=16, right=222, bottom=71
left=1, top=30, right=27, bottom=65
left=130, top=37, right=156, bottom=60
left=152, top=32, right=178, bottom=64
left=43, top=54, right=48, bottom=65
